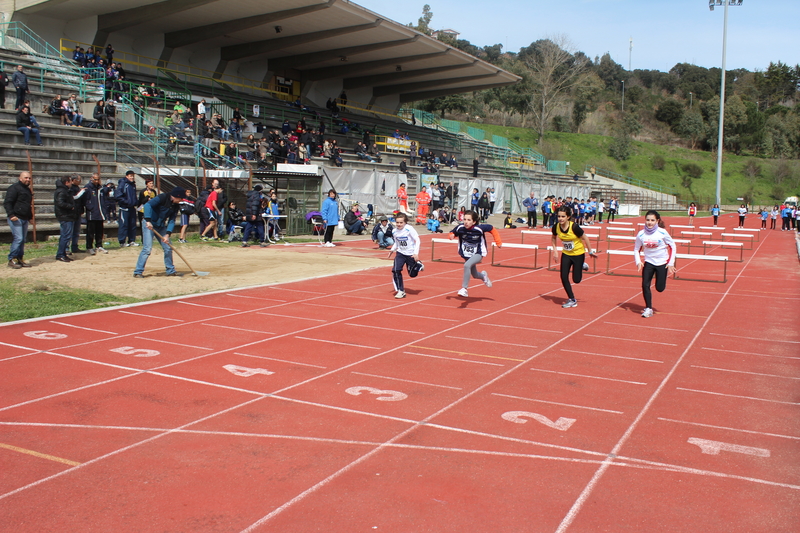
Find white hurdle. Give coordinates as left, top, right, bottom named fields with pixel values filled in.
left=430, top=238, right=458, bottom=262
left=607, top=221, right=634, bottom=226
left=491, top=242, right=540, bottom=269
left=545, top=246, right=598, bottom=272
left=703, top=240, right=744, bottom=262
left=733, top=227, right=761, bottom=241
left=605, top=249, right=728, bottom=282
left=721, top=232, right=754, bottom=250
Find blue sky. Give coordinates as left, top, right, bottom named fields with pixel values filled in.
left=356, top=0, right=798, bottom=72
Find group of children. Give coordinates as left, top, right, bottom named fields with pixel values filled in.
left=696, top=203, right=800, bottom=231
left=540, top=196, right=618, bottom=228
left=387, top=205, right=675, bottom=319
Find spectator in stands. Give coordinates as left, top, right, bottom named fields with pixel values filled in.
left=339, top=90, right=347, bottom=107
left=344, top=204, right=364, bottom=235
left=409, top=141, right=417, bottom=166
left=93, top=100, right=108, bottom=129
left=399, top=158, right=409, bottom=176
left=372, top=216, right=394, bottom=249
left=105, top=44, right=114, bottom=63
left=0, top=68, right=7, bottom=109
left=225, top=141, right=239, bottom=168
left=197, top=99, right=207, bottom=116
left=330, top=141, right=343, bottom=167
left=12, top=65, right=28, bottom=111
left=104, top=99, right=116, bottom=130
left=199, top=120, right=214, bottom=155
left=472, top=158, right=479, bottom=178
left=16, top=105, right=42, bottom=146
left=369, top=143, right=382, bottom=163
left=115, top=170, right=138, bottom=247
left=72, top=46, right=85, bottom=67
left=65, top=94, right=83, bottom=127
left=49, top=94, right=71, bottom=125
left=54, top=175, right=77, bottom=263
left=281, top=119, right=291, bottom=134
left=355, top=141, right=374, bottom=162
left=211, top=113, right=229, bottom=140
left=392, top=129, right=401, bottom=139
left=4, top=171, right=34, bottom=269
left=229, top=118, right=243, bottom=143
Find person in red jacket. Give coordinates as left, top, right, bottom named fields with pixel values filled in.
left=397, top=183, right=408, bottom=214
left=415, top=186, right=431, bottom=224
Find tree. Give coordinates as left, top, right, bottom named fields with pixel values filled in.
left=655, top=99, right=684, bottom=129
left=519, top=36, right=591, bottom=143
left=420, top=94, right=468, bottom=118
left=411, top=4, right=433, bottom=35
left=676, top=111, right=706, bottom=150
left=595, top=53, right=625, bottom=90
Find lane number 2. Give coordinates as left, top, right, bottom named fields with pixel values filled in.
left=502, top=411, right=576, bottom=432
left=346, top=386, right=407, bottom=402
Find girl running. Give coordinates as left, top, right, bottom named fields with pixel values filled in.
left=551, top=206, right=596, bottom=308
left=737, top=204, right=748, bottom=228
left=450, top=210, right=502, bottom=297
left=388, top=213, right=422, bottom=299
left=688, top=202, right=697, bottom=225
left=634, top=210, right=677, bottom=318
left=711, top=204, right=720, bottom=226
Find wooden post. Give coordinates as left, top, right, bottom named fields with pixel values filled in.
left=25, top=150, right=37, bottom=244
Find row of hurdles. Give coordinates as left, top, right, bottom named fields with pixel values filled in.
left=428, top=221, right=763, bottom=283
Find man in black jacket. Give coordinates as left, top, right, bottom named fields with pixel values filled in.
left=241, top=184, right=266, bottom=247
left=54, top=175, right=77, bottom=262
left=16, top=105, right=42, bottom=145
left=12, top=65, right=27, bottom=110
left=4, top=171, right=33, bottom=268
left=83, top=173, right=110, bottom=254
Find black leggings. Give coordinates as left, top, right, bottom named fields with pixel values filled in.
left=713, top=215, right=718, bottom=225
left=642, top=262, right=668, bottom=309
left=560, top=253, right=584, bottom=300
left=324, top=224, right=336, bottom=243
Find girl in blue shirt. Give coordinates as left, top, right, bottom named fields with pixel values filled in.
left=711, top=204, right=720, bottom=226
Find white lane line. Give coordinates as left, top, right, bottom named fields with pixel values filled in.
left=134, top=337, right=213, bottom=351
left=301, top=302, right=365, bottom=312
left=0, top=341, right=37, bottom=351
left=691, top=365, right=800, bottom=380
left=0, top=373, right=139, bottom=413
left=119, top=310, right=183, bottom=322
left=508, top=312, right=583, bottom=321
left=484, top=323, right=560, bottom=334
left=255, top=311, right=326, bottom=322
left=271, top=395, right=417, bottom=424
left=386, top=312, right=458, bottom=322
left=345, top=323, right=424, bottom=335
left=294, top=336, right=378, bottom=350
left=419, top=303, right=487, bottom=311
left=0, top=352, right=38, bottom=362
left=50, top=321, right=117, bottom=335
left=446, top=335, right=535, bottom=349
left=266, top=286, right=319, bottom=294
left=709, top=332, right=800, bottom=344
left=657, top=418, right=800, bottom=441
left=350, top=371, right=462, bottom=390
left=226, top=294, right=286, bottom=302
left=603, top=322, right=689, bottom=332
left=677, top=387, right=800, bottom=406
left=201, top=323, right=275, bottom=335
left=178, top=301, right=240, bottom=312
left=531, top=368, right=647, bottom=385
left=234, top=352, right=327, bottom=369
left=491, top=392, right=624, bottom=414
left=583, top=334, right=677, bottom=346
left=403, top=352, right=504, bottom=367
left=561, top=349, right=664, bottom=364
left=700, top=347, right=800, bottom=360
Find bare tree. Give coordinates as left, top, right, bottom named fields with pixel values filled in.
left=520, top=36, right=591, bottom=143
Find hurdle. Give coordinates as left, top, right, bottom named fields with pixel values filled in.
left=491, top=242, right=540, bottom=269
left=430, top=238, right=461, bottom=263
left=680, top=231, right=713, bottom=239
left=607, top=221, right=634, bottom=226
left=721, top=232, right=754, bottom=250
left=520, top=230, right=552, bottom=244
left=546, top=246, right=599, bottom=273
left=605, top=234, right=692, bottom=251
left=606, top=226, right=636, bottom=235
left=605, top=250, right=728, bottom=282
left=733, top=227, right=761, bottom=242
left=699, top=226, right=726, bottom=232
left=523, top=229, right=600, bottom=250
left=703, top=240, right=744, bottom=262
left=670, top=224, right=695, bottom=236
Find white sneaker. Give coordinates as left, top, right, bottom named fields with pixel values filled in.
left=97, top=247, right=108, bottom=254
left=562, top=298, right=578, bottom=308
left=325, top=242, right=335, bottom=247
left=641, top=307, right=654, bottom=318
left=583, top=262, right=589, bottom=271
left=88, top=248, right=96, bottom=255
left=457, top=288, right=469, bottom=297
left=395, top=290, right=406, bottom=299
left=481, top=271, right=492, bottom=287
left=130, top=242, right=140, bottom=247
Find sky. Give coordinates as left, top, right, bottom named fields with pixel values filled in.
left=355, top=0, right=799, bottom=73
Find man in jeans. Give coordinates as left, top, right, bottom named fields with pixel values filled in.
left=115, top=170, right=139, bottom=246
left=54, top=175, right=77, bottom=262
left=371, top=216, right=394, bottom=250
left=4, top=171, right=34, bottom=268
left=133, top=187, right=188, bottom=278
left=522, top=191, right=538, bottom=229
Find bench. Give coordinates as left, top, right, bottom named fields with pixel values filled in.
left=703, top=240, right=744, bottom=262
left=721, top=232, right=754, bottom=250
left=604, top=250, right=729, bottom=282
left=545, top=246, right=599, bottom=273
left=491, top=242, right=540, bottom=269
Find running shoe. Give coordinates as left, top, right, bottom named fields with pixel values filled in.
left=481, top=271, right=492, bottom=287
left=457, top=288, right=469, bottom=297
left=130, top=242, right=140, bottom=247
left=179, top=239, right=187, bottom=243
left=641, top=308, right=654, bottom=318
left=200, top=236, right=208, bottom=241
left=395, top=290, right=406, bottom=299
left=97, top=247, right=108, bottom=254
left=88, top=248, right=96, bottom=255
left=562, top=298, right=578, bottom=308
left=583, top=262, right=589, bottom=271
left=241, top=243, right=250, bottom=248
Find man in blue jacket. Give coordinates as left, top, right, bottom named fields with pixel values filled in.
left=522, top=192, right=538, bottom=229
left=115, top=170, right=138, bottom=247
left=133, top=187, right=187, bottom=278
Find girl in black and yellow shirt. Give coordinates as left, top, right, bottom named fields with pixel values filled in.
left=551, top=206, right=595, bottom=308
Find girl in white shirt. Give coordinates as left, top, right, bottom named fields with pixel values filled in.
left=388, top=212, right=422, bottom=299
left=634, top=210, right=677, bottom=318
left=737, top=204, right=748, bottom=228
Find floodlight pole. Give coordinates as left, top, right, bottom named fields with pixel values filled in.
left=711, top=0, right=742, bottom=206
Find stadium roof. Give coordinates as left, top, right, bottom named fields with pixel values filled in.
left=13, top=0, right=520, bottom=109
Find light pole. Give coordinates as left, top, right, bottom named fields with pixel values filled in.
left=689, top=92, right=693, bottom=108
left=621, top=80, right=625, bottom=113
left=709, top=0, right=743, bottom=206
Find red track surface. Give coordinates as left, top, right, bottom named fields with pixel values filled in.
left=1, top=213, right=798, bottom=532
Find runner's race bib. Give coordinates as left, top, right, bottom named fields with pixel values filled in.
left=563, top=241, right=574, bottom=251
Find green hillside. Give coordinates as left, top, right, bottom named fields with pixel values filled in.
left=463, top=122, right=800, bottom=207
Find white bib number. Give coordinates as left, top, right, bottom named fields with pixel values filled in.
left=562, top=241, right=574, bottom=251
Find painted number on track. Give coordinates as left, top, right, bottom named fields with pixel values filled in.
left=688, top=437, right=770, bottom=458
left=223, top=364, right=274, bottom=377
left=502, top=411, right=576, bottom=432
left=110, top=346, right=160, bottom=358
left=24, top=330, right=68, bottom=340
left=345, top=386, right=407, bottom=402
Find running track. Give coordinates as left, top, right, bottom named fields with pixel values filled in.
left=1, top=213, right=798, bottom=532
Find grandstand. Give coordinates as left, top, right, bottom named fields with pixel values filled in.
left=0, top=4, right=678, bottom=239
